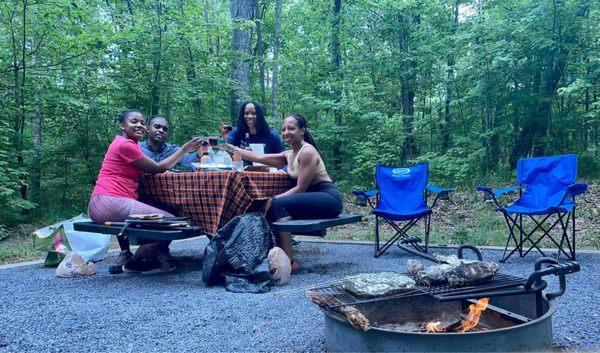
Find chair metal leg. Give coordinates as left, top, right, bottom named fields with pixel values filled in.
left=374, top=216, right=380, bottom=257
left=375, top=216, right=427, bottom=257
left=503, top=211, right=576, bottom=262
left=500, top=212, right=521, bottom=263
left=521, top=214, right=555, bottom=257
left=424, top=214, right=431, bottom=254
left=518, top=214, right=523, bottom=257
left=556, top=212, right=575, bottom=260
left=572, top=208, right=576, bottom=260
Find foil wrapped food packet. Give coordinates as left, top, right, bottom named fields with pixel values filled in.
left=406, top=255, right=500, bottom=286
left=341, top=272, right=416, bottom=297
left=446, top=261, right=500, bottom=287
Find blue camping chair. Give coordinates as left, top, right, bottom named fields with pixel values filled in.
left=477, top=154, right=588, bottom=262
left=353, top=164, right=453, bottom=257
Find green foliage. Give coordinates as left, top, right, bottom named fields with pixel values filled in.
left=0, top=120, right=34, bottom=224
left=0, top=0, right=598, bottom=228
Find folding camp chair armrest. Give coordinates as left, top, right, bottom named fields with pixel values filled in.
left=476, top=185, right=520, bottom=196
left=426, top=185, right=454, bottom=209
left=566, top=182, right=588, bottom=197
left=476, top=184, right=519, bottom=207
left=352, top=189, right=379, bottom=208
left=557, top=182, right=589, bottom=206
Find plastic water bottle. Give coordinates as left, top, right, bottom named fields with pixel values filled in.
left=200, top=151, right=212, bottom=164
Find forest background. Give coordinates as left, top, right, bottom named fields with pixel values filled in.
left=1, top=0, right=598, bottom=258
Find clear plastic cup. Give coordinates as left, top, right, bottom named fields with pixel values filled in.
left=232, top=161, right=244, bottom=172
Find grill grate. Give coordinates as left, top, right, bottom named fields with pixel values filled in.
left=308, top=273, right=527, bottom=309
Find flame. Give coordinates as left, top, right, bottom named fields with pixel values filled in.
left=426, top=321, right=444, bottom=333
left=458, top=298, right=490, bottom=333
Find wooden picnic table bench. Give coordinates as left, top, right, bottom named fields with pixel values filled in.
left=271, top=213, right=362, bottom=237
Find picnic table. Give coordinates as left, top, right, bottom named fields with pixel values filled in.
left=139, top=171, right=293, bottom=236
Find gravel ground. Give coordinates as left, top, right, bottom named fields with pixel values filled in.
left=0, top=238, right=598, bottom=352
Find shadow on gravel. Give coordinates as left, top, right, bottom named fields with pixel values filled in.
left=302, top=261, right=354, bottom=275
left=169, top=255, right=203, bottom=273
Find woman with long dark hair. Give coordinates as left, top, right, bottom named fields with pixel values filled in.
left=88, top=109, right=202, bottom=274
left=224, top=113, right=343, bottom=272
left=224, top=101, right=284, bottom=154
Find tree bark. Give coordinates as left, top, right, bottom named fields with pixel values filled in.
left=178, top=0, right=203, bottom=116
left=11, top=0, right=28, bottom=204
left=150, top=0, right=163, bottom=116
left=442, top=1, right=458, bottom=151
left=230, top=0, right=254, bottom=121
left=331, top=0, right=342, bottom=170
left=398, top=12, right=417, bottom=163
left=254, top=0, right=266, bottom=104
left=125, top=0, right=134, bottom=15
left=271, top=0, right=283, bottom=120
left=31, top=102, right=43, bottom=201
left=511, top=0, right=565, bottom=162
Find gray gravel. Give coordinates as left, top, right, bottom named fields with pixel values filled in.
left=0, top=238, right=598, bottom=352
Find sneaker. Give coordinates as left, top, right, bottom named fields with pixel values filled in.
left=122, top=257, right=175, bottom=275
left=108, top=250, right=133, bottom=274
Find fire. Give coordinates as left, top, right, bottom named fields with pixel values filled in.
left=426, top=321, right=444, bottom=333
left=458, top=298, right=489, bottom=333
left=425, top=298, right=490, bottom=333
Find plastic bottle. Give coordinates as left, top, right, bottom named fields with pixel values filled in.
left=200, top=151, right=211, bottom=164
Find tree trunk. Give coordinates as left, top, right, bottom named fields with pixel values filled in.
left=331, top=0, right=342, bottom=170
left=31, top=52, right=43, bottom=201
left=150, top=0, right=163, bottom=116
left=230, top=0, right=254, bottom=121
left=398, top=12, right=417, bottom=163
left=442, top=2, right=458, bottom=151
left=179, top=0, right=203, bottom=117
left=254, top=0, right=266, bottom=104
left=11, top=0, right=28, bottom=204
left=126, top=0, right=134, bottom=15
left=511, top=0, right=565, bottom=162
left=271, top=0, right=283, bottom=120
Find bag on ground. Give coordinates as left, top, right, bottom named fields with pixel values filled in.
left=34, top=225, right=72, bottom=267
left=55, top=252, right=96, bottom=277
left=34, top=214, right=111, bottom=262
left=268, top=247, right=291, bottom=286
left=202, top=213, right=274, bottom=293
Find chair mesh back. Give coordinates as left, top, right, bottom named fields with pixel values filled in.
left=375, top=164, right=428, bottom=213
left=516, top=154, right=577, bottom=210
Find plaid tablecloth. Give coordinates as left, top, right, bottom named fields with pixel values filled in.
left=139, top=171, right=293, bottom=236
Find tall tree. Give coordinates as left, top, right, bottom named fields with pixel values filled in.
left=254, top=0, right=266, bottom=104
left=331, top=0, right=342, bottom=170
left=271, top=0, right=283, bottom=120
left=229, top=0, right=254, bottom=120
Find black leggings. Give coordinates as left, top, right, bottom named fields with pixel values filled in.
left=267, top=182, right=343, bottom=222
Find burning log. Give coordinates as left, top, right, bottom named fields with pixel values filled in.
left=425, top=298, right=490, bottom=333
left=340, top=306, right=370, bottom=331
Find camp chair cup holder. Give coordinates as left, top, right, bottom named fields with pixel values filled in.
left=353, top=164, right=454, bottom=258
left=477, top=154, right=588, bottom=263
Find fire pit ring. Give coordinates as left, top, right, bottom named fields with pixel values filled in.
left=323, top=293, right=556, bottom=352
left=311, top=254, right=579, bottom=352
